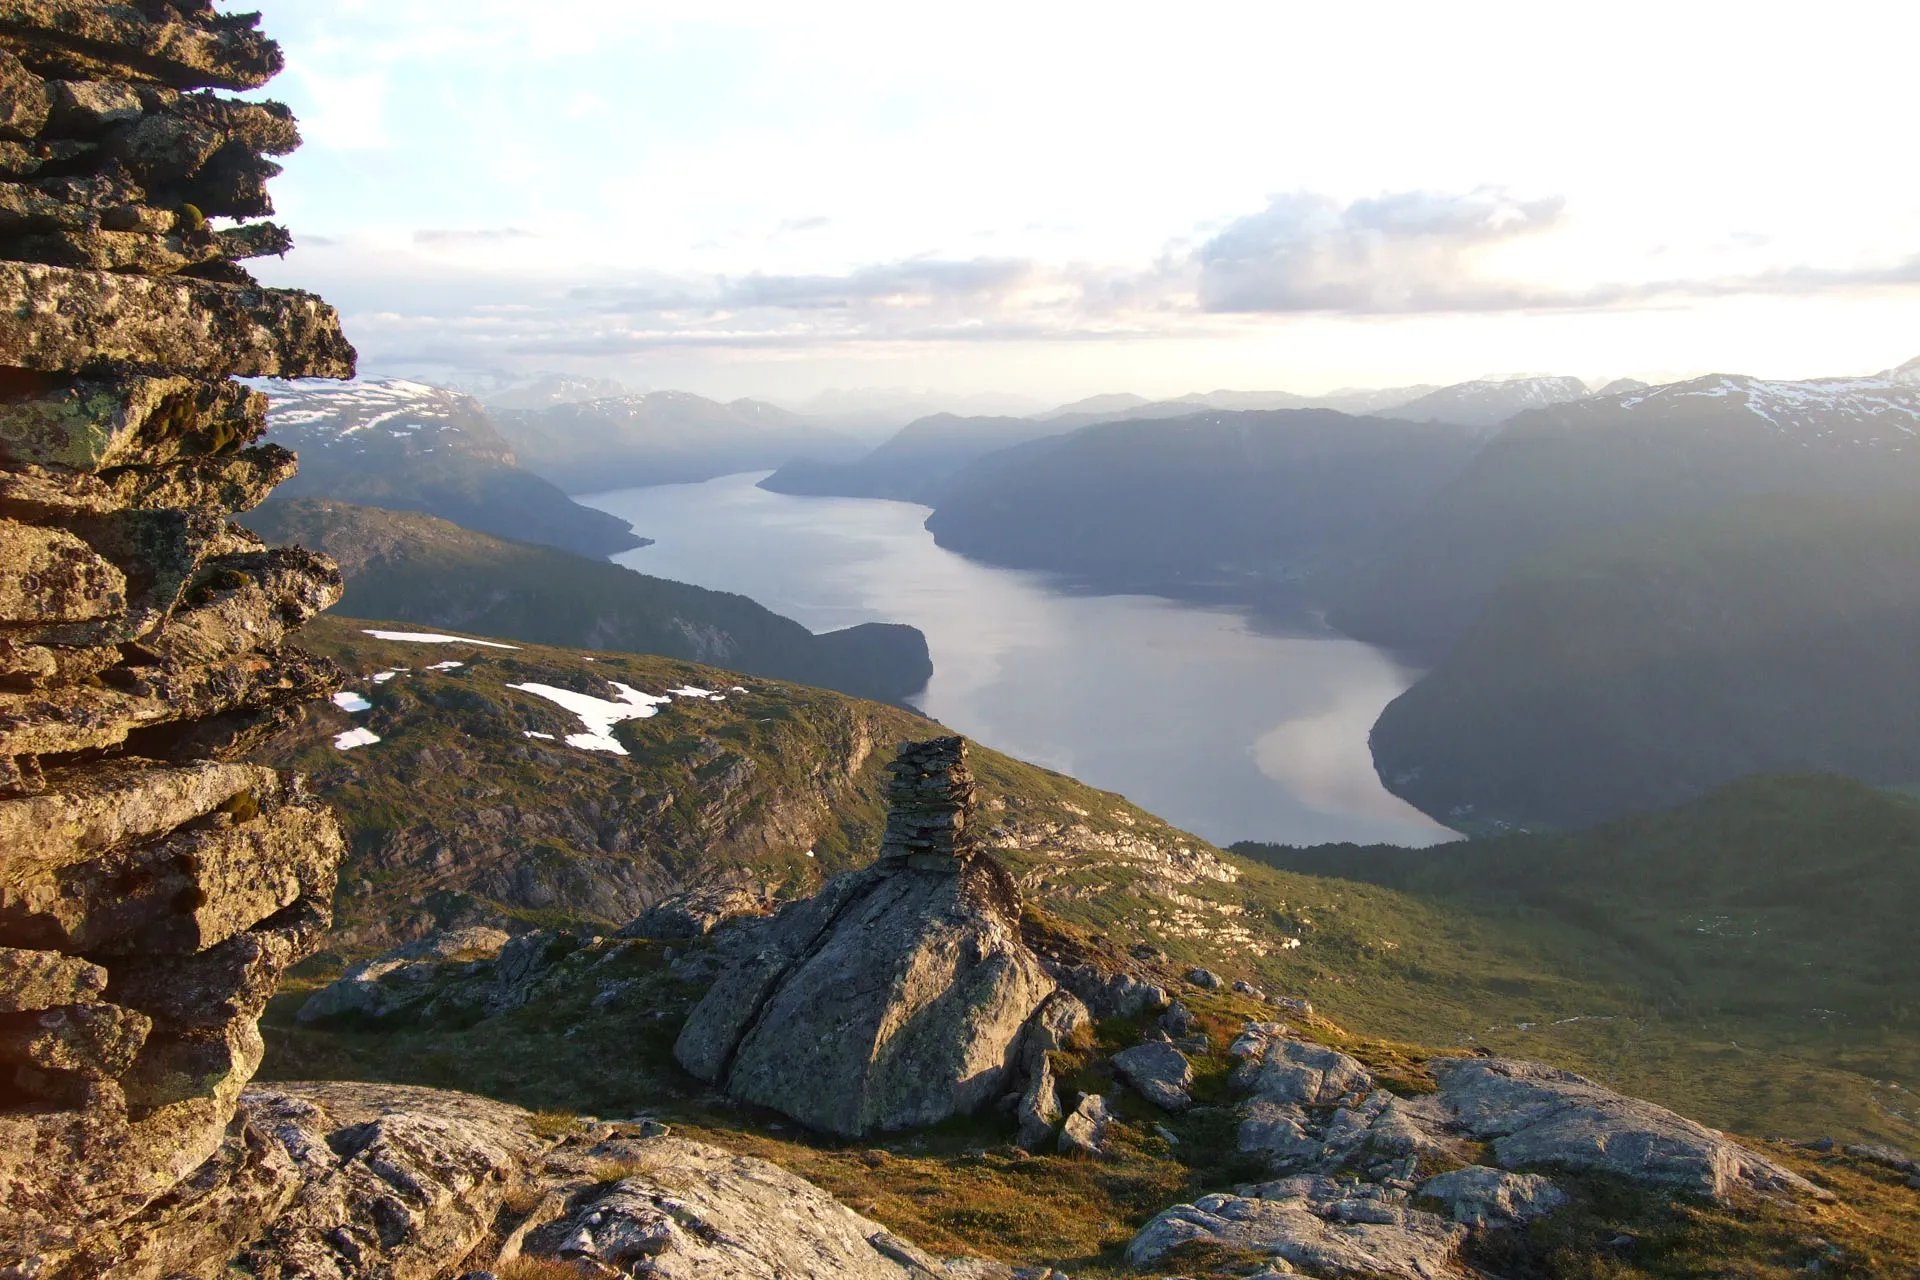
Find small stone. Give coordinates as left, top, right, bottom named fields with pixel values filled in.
left=1184, top=967, right=1223, bottom=989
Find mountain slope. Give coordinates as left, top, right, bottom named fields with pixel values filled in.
left=244, top=498, right=930, bottom=705
left=1367, top=494, right=1920, bottom=829
left=263, top=618, right=1920, bottom=1153
left=921, top=409, right=1483, bottom=601
left=254, top=615, right=1216, bottom=951
left=1331, top=366, right=1920, bottom=659
left=263, top=379, right=645, bottom=557
left=1237, top=772, right=1920, bottom=1037
left=493, top=390, right=863, bottom=493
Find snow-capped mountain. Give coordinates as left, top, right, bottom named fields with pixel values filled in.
left=1585, top=364, right=1920, bottom=446
left=1378, top=375, right=1592, bottom=430
left=263, top=379, right=515, bottom=462
left=257, top=379, right=643, bottom=558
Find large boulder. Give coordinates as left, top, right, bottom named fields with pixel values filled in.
left=675, top=739, right=1059, bottom=1137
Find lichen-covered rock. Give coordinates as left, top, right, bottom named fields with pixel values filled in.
left=0, top=944, right=107, bottom=1011
left=0, top=2, right=352, bottom=1270
left=676, top=738, right=1061, bottom=1138
left=0, top=262, right=353, bottom=377
left=1126, top=1176, right=1468, bottom=1279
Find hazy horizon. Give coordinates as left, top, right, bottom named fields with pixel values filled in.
left=246, top=1, right=1920, bottom=404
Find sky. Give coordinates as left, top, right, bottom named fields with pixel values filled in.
left=242, top=0, right=1920, bottom=407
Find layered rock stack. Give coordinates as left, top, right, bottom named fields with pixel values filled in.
left=0, top=4, right=352, bottom=1271
left=875, top=734, right=978, bottom=871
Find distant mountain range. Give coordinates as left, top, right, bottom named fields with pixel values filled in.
left=1329, top=361, right=1920, bottom=660
left=245, top=498, right=932, bottom=706
left=759, top=375, right=1590, bottom=506
left=492, top=391, right=866, bottom=494
left=262, top=379, right=646, bottom=559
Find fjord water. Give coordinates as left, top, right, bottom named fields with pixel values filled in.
left=581, top=473, right=1454, bottom=848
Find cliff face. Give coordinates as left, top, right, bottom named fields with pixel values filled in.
left=0, top=4, right=352, bottom=1271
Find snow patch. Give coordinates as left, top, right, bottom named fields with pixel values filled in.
left=371, top=670, right=406, bottom=684
left=331, top=691, right=372, bottom=713
left=669, top=685, right=726, bottom=701
left=523, top=731, right=556, bottom=740
left=333, top=727, right=381, bottom=750
left=361, top=630, right=518, bottom=649
left=506, top=681, right=673, bottom=754
left=425, top=661, right=464, bottom=671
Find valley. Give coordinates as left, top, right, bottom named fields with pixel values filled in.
left=577, top=473, right=1452, bottom=848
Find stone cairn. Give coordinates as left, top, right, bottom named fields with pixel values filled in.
left=0, top=3, right=353, bottom=1270
left=875, top=734, right=980, bottom=873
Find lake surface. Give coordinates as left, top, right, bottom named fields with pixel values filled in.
left=580, top=473, right=1455, bottom=849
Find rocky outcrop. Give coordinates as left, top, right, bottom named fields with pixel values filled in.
left=1126, top=1176, right=1467, bottom=1279
left=617, top=882, right=774, bottom=940
left=1139, top=1024, right=1834, bottom=1279
left=0, top=5, right=351, bottom=1274
left=674, top=738, right=1061, bottom=1138
left=295, top=927, right=511, bottom=1023
left=1427, top=1056, right=1823, bottom=1200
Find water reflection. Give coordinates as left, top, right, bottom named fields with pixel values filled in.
left=580, top=473, right=1454, bottom=848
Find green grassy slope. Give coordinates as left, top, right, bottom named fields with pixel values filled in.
left=1236, top=772, right=1920, bottom=1144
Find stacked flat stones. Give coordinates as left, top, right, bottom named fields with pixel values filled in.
left=0, top=2, right=352, bottom=1270
left=875, top=734, right=979, bottom=873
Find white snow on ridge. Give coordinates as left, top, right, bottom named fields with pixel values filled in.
left=669, top=685, right=726, bottom=701
left=362, top=630, right=519, bottom=649
left=1606, top=372, right=1920, bottom=442
left=332, top=691, right=372, bottom=713
left=333, top=727, right=381, bottom=750
left=506, top=681, right=673, bottom=754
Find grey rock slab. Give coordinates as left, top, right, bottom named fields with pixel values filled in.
left=1431, top=1057, right=1825, bottom=1200
left=1018, top=988, right=1091, bottom=1073
left=1057, top=1093, right=1113, bottom=1158
left=1112, top=1041, right=1194, bottom=1111
left=1127, top=1175, right=1467, bottom=1279
left=525, top=1133, right=954, bottom=1279
left=1015, top=1056, right=1061, bottom=1152
left=1418, top=1165, right=1567, bottom=1227
left=1235, top=1030, right=1374, bottom=1106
